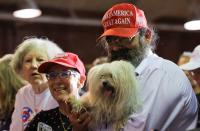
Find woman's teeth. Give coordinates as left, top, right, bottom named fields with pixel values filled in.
left=53, top=84, right=70, bottom=95
left=55, top=85, right=66, bottom=92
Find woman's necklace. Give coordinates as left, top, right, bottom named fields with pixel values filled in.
left=59, top=111, right=72, bottom=131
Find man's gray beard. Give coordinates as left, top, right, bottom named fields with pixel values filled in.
left=108, top=44, right=149, bottom=67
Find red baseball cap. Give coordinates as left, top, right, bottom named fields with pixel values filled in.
left=99, top=3, right=148, bottom=39
left=38, top=52, right=86, bottom=77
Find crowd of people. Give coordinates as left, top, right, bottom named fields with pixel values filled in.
left=0, top=2, right=199, bottom=131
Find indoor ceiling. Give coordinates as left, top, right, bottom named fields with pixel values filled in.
left=0, top=0, right=200, bottom=31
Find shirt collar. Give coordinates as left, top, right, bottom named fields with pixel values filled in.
left=135, top=50, right=153, bottom=76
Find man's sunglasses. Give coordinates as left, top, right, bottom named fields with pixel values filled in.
left=105, top=36, right=135, bottom=47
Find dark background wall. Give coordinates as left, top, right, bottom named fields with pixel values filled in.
left=157, top=31, right=200, bottom=62
left=0, top=20, right=200, bottom=65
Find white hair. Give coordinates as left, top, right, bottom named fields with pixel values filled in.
left=11, top=38, right=64, bottom=73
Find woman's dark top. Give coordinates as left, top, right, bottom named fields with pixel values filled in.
left=25, top=107, right=72, bottom=131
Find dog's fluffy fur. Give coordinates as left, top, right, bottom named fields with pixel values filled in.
left=77, top=60, right=141, bottom=130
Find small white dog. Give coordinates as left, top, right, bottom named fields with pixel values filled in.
left=77, top=60, right=141, bottom=130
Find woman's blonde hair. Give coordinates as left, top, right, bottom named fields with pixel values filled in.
left=0, top=54, right=27, bottom=118
left=11, top=37, right=64, bottom=74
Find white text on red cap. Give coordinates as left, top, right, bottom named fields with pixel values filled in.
left=103, top=10, right=133, bottom=28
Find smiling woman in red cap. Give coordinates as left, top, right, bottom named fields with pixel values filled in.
left=97, top=3, right=198, bottom=131
left=25, top=52, right=90, bottom=131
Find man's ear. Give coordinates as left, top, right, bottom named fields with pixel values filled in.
left=78, top=75, right=86, bottom=88
left=145, top=29, right=152, bottom=40
left=144, top=29, right=152, bottom=44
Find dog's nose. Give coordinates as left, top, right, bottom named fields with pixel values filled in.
left=102, top=80, right=109, bottom=87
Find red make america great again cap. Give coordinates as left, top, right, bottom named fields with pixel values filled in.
left=38, top=52, right=86, bottom=77
left=99, top=3, right=148, bottom=39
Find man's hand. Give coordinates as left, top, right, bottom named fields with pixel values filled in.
left=59, top=96, right=91, bottom=131
left=68, top=110, right=91, bottom=131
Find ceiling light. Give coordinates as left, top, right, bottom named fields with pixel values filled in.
left=13, top=0, right=42, bottom=19
left=184, top=0, right=200, bottom=30
left=184, top=20, right=200, bottom=30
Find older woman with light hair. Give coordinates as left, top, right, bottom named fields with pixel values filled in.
left=10, top=38, right=64, bottom=131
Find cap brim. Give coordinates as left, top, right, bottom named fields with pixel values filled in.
left=38, top=61, right=75, bottom=73
left=98, top=27, right=139, bottom=40
left=179, top=61, right=200, bottom=70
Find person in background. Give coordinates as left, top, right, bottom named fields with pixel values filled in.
left=25, top=52, right=90, bottom=131
left=97, top=3, right=198, bottom=131
left=91, top=56, right=108, bottom=67
left=85, top=56, right=108, bottom=74
left=9, top=38, right=64, bottom=131
left=177, top=51, right=192, bottom=66
left=0, top=54, right=27, bottom=131
left=180, top=45, right=200, bottom=127
left=177, top=51, right=200, bottom=94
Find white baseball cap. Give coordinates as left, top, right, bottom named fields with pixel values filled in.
left=180, top=45, right=200, bottom=70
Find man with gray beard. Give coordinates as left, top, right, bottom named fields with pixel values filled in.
left=98, top=3, right=198, bottom=131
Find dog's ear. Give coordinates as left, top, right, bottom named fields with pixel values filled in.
left=78, top=75, right=86, bottom=88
